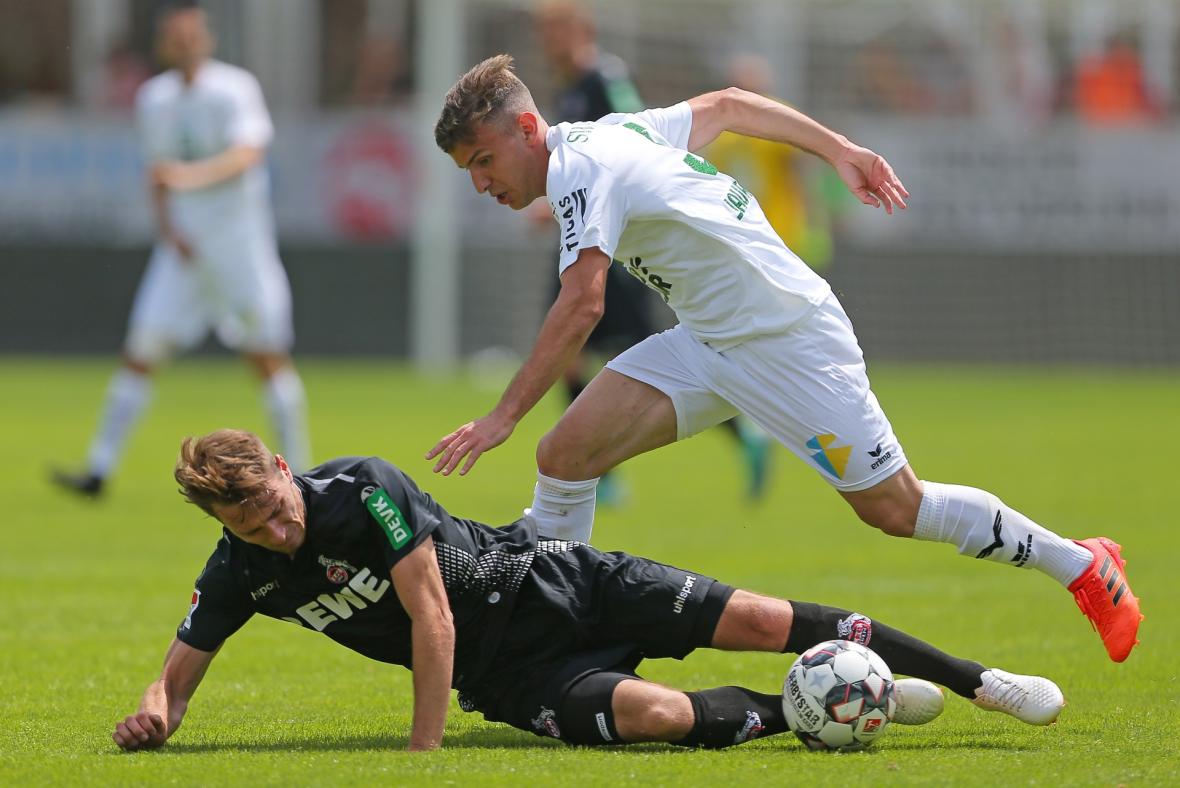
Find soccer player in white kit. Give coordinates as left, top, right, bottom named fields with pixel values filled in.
left=53, top=4, right=310, bottom=495
left=428, top=56, right=1141, bottom=663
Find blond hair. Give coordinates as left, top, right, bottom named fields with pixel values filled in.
left=434, top=54, right=537, bottom=152
left=175, top=429, right=277, bottom=516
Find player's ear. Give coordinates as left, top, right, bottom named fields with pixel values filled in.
left=518, top=111, right=540, bottom=143
left=274, top=454, right=291, bottom=478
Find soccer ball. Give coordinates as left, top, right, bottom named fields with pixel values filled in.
left=782, top=639, right=896, bottom=750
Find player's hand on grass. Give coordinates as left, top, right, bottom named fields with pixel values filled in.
left=426, top=412, right=516, bottom=476
left=112, top=711, right=168, bottom=751
left=833, top=143, right=909, bottom=214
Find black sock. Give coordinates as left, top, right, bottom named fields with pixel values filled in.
left=785, top=601, right=985, bottom=699
left=673, top=687, right=788, bottom=749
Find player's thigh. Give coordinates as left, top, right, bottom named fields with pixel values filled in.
left=209, top=243, right=294, bottom=354
left=712, top=296, right=907, bottom=492
left=537, top=368, right=679, bottom=479
left=124, top=244, right=210, bottom=364
left=601, top=326, right=739, bottom=439
left=586, top=551, right=735, bottom=660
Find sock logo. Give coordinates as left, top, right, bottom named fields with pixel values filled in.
left=807, top=433, right=851, bottom=479
left=1010, top=536, right=1033, bottom=568
left=837, top=613, right=873, bottom=645
left=530, top=706, right=561, bottom=739
left=974, top=511, right=1005, bottom=559
left=733, top=710, right=765, bottom=744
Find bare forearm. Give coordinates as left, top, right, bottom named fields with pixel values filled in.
left=690, top=88, right=850, bottom=163
left=409, top=617, right=455, bottom=750
left=185, top=145, right=263, bottom=189
left=151, top=182, right=173, bottom=237
left=493, top=299, right=601, bottom=423
left=139, top=678, right=187, bottom=737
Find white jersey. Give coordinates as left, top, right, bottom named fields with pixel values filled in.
left=135, top=59, right=275, bottom=239
left=545, top=102, right=831, bottom=350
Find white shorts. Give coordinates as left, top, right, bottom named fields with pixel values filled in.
left=124, top=231, right=294, bottom=364
left=605, top=295, right=907, bottom=491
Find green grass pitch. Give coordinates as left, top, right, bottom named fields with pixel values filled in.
left=1, top=357, right=1177, bottom=785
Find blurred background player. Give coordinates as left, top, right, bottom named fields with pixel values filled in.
left=533, top=1, right=771, bottom=503
left=52, top=3, right=311, bottom=496
left=704, top=53, right=841, bottom=273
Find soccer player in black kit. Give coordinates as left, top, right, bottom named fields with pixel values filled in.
left=112, top=429, right=1064, bottom=752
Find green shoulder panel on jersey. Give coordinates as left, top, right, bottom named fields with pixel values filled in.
left=622, top=121, right=658, bottom=144
left=366, top=488, right=412, bottom=549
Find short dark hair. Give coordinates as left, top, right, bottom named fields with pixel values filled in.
left=434, top=54, right=537, bottom=153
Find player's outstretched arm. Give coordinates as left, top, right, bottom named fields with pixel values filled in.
left=425, top=247, right=611, bottom=475
left=112, top=638, right=217, bottom=751
left=392, top=537, right=455, bottom=751
left=686, top=87, right=909, bottom=214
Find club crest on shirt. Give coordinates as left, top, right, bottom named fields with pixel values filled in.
left=319, top=555, right=358, bottom=584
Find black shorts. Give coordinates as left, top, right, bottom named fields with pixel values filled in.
left=460, top=546, right=735, bottom=744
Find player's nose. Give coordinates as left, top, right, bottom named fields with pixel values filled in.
left=470, top=170, right=490, bottom=194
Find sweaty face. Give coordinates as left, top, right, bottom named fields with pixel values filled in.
left=449, top=117, right=543, bottom=211
left=213, top=464, right=307, bottom=556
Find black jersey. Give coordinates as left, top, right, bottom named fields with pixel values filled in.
left=555, top=52, right=643, bottom=123
left=176, top=456, right=538, bottom=689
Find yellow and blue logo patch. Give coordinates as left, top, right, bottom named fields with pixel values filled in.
left=807, top=433, right=851, bottom=479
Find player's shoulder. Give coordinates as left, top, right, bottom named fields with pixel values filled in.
left=202, top=59, right=264, bottom=94
left=301, top=456, right=411, bottom=499
left=195, top=531, right=246, bottom=587
left=135, top=69, right=181, bottom=108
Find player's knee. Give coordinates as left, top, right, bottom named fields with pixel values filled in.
left=536, top=430, right=587, bottom=479
left=619, top=693, right=691, bottom=741
left=853, top=501, right=916, bottom=537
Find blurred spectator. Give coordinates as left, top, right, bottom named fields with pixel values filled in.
left=350, top=34, right=412, bottom=106
left=857, top=27, right=974, bottom=115
left=101, top=40, right=152, bottom=110
left=1073, top=32, right=1163, bottom=126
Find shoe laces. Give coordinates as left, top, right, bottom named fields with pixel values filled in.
left=981, top=673, right=1026, bottom=712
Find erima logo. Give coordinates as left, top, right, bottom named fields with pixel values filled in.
left=807, top=434, right=851, bottom=479
left=280, top=567, right=391, bottom=632
left=1010, top=536, right=1033, bottom=568
left=251, top=580, right=280, bottom=601
left=672, top=574, right=696, bottom=614
left=867, top=443, right=894, bottom=470
left=974, top=512, right=1005, bottom=559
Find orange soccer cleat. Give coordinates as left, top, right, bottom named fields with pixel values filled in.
left=1068, top=538, right=1143, bottom=662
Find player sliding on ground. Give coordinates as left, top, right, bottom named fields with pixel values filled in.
left=113, top=429, right=1062, bottom=752
left=426, top=55, right=1141, bottom=662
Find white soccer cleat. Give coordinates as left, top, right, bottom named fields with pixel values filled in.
left=972, top=668, right=1064, bottom=726
left=891, top=678, right=945, bottom=725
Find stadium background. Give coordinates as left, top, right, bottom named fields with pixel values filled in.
left=2, top=0, right=1178, bottom=363
left=1, top=1, right=1178, bottom=784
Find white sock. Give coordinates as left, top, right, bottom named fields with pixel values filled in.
left=86, top=368, right=152, bottom=478
left=263, top=366, right=311, bottom=472
left=914, top=481, right=1092, bottom=587
left=526, top=472, right=599, bottom=541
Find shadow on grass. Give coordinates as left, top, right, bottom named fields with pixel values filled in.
left=119, top=729, right=1027, bottom=756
